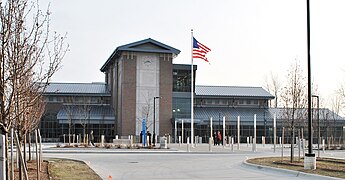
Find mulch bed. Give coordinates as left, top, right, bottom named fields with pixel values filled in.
left=13, top=160, right=49, bottom=180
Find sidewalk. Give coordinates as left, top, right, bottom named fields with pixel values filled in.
left=42, top=142, right=344, bottom=180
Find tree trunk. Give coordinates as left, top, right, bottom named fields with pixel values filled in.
left=290, top=126, right=294, bottom=163
left=83, top=127, right=86, bottom=144
left=23, top=135, right=27, bottom=163
left=28, top=133, right=31, bottom=161
left=68, top=126, right=71, bottom=146
left=6, top=132, right=10, bottom=180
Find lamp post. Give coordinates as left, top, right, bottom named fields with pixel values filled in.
left=312, top=95, right=320, bottom=157
left=153, top=96, right=161, bottom=146
left=173, top=108, right=180, bottom=143
left=305, top=0, right=316, bottom=169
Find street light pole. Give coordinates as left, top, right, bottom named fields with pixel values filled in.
left=153, top=96, right=161, bottom=146
left=305, top=0, right=316, bottom=169
left=312, top=95, right=320, bottom=157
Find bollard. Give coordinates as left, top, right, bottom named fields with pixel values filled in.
left=247, top=137, right=249, bottom=147
left=262, top=136, right=265, bottom=147
left=279, top=137, right=282, bottom=147
left=115, top=135, right=118, bottom=140
left=252, top=136, right=256, bottom=152
left=231, top=137, right=234, bottom=152
left=195, top=136, right=198, bottom=147
left=179, top=136, right=181, bottom=147
left=322, top=139, right=325, bottom=153
left=187, top=137, right=190, bottom=152
left=209, top=137, right=212, bottom=152
left=302, top=139, right=306, bottom=158
left=101, top=135, right=105, bottom=147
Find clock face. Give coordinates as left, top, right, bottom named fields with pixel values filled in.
left=142, top=56, right=153, bottom=67
left=144, top=60, right=152, bottom=66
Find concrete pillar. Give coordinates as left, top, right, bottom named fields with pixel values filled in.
left=101, top=135, right=105, bottom=147
left=182, top=120, right=184, bottom=144
left=210, top=117, right=213, bottom=142
left=209, top=137, right=212, bottom=152
left=223, top=116, right=226, bottom=147
left=237, top=116, right=240, bottom=150
left=253, top=114, right=256, bottom=152
left=174, top=121, right=177, bottom=143
left=304, top=154, right=316, bottom=170
left=273, top=113, right=276, bottom=153
left=231, top=137, right=234, bottom=152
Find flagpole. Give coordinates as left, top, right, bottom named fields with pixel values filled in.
left=191, top=29, right=194, bottom=146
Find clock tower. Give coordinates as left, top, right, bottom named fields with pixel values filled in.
left=100, top=38, right=180, bottom=136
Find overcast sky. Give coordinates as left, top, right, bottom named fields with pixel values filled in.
left=43, top=0, right=345, bottom=107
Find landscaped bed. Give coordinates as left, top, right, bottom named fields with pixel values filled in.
left=247, top=157, right=345, bottom=179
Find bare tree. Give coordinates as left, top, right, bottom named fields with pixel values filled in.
left=330, top=94, right=342, bottom=146
left=136, top=92, right=153, bottom=134
left=280, top=60, right=307, bottom=162
left=0, top=0, right=68, bottom=178
left=63, top=97, right=76, bottom=146
left=264, top=72, right=282, bottom=108
left=78, top=97, right=91, bottom=144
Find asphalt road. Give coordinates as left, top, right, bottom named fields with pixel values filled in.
left=43, top=143, right=343, bottom=180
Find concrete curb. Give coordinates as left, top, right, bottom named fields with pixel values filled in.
left=46, top=157, right=103, bottom=179
left=242, top=159, right=342, bottom=180
left=42, top=149, right=254, bottom=154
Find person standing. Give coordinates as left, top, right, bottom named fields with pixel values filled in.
left=217, top=131, right=222, bottom=145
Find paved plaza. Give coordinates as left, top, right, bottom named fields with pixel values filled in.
left=43, top=143, right=344, bottom=180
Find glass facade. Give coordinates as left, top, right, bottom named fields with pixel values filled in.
left=40, top=113, right=60, bottom=141
left=172, top=97, right=191, bottom=119
left=173, top=69, right=191, bottom=92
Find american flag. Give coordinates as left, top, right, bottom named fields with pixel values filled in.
left=193, top=37, right=211, bottom=62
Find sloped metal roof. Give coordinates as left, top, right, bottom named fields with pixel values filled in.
left=100, top=38, right=180, bottom=72
left=116, top=38, right=180, bottom=54
left=44, top=82, right=110, bottom=96
left=175, top=107, right=345, bottom=126
left=57, top=105, right=115, bottom=124
left=195, top=85, right=274, bottom=99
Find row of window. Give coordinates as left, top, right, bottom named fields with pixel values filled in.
left=195, top=99, right=266, bottom=106
left=46, top=96, right=110, bottom=104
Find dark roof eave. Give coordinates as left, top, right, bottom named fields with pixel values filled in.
left=100, top=48, right=120, bottom=72
left=100, top=38, right=180, bottom=72
left=118, top=47, right=179, bottom=54
left=44, top=93, right=111, bottom=97
left=196, top=95, right=275, bottom=99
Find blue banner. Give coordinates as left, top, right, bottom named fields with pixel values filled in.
left=142, top=118, right=147, bottom=147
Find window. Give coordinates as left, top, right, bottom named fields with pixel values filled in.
left=173, top=70, right=192, bottom=92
